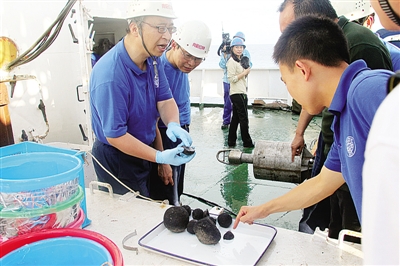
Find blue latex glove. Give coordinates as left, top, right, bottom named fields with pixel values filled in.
left=156, top=144, right=196, bottom=166
left=166, top=122, right=192, bottom=146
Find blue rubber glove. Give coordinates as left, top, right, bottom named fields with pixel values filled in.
left=166, top=122, right=192, bottom=146
left=155, top=145, right=196, bottom=166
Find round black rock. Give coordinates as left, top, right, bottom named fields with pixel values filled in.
left=223, top=231, right=234, bottom=240
left=217, top=212, right=232, bottom=228
left=182, top=205, right=191, bottom=216
left=163, top=206, right=189, bottom=233
left=194, top=217, right=221, bottom=245
left=192, top=208, right=204, bottom=220
left=187, top=219, right=197, bottom=234
left=182, top=146, right=195, bottom=155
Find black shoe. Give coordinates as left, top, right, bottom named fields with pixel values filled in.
left=228, top=142, right=236, bottom=147
left=243, top=142, right=254, bottom=148
left=221, top=124, right=229, bottom=130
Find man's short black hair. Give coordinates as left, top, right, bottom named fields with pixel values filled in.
left=279, top=0, right=338, bottom=20
left=273, top=15, right=350, bottom=70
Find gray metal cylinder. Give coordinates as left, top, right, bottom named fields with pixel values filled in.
left=216, top=140, right=313, bottom=183
left=253, top=140, right=302, bottom=183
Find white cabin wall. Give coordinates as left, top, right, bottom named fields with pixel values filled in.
left=188, top=69, right=224, bottom=104
left=188, top=68, right=289, bottom=105
left=1, top=1, right=88, bottom=145
left=247, top=69, right=289, bottom=100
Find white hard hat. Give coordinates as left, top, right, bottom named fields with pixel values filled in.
left=173, top=20, right=212, bottom=58
left=332, top=0, right=374, bottom=21
left=126, top=0, right=177, bottom=19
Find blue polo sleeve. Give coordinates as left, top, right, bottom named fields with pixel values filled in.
left=156, top=59, right=173, bottom=102
left=324, top=141, right=341, bottom=172
left=92, top=80, right=130, bottom=140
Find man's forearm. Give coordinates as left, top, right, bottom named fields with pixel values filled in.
left=158, top=98, right=180, bottom=126
left=296, top=109, right=315, bottom=136
left=107, top=133, right=157, bottom=162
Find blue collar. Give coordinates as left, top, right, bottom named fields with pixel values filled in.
left=329, top=60, right=369, bottom=114
left=117, top=38, right=151, bottom=76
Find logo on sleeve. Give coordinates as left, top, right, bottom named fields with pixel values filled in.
left=346, top=136, right=356, bottom=157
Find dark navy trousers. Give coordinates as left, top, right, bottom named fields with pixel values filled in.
left=92, top=139, right=152, bottom=196
left=222, top=82, right=232, bottom=125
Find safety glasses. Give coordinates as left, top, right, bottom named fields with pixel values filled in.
left=141, top=21, right=177, bottom=34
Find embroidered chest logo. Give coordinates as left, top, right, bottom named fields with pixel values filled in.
left=346, top=136, right=356, bottom=157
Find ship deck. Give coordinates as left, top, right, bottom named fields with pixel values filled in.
left=80, top=105, right=322, bottom=231
left=179, top=106, right=322, bottom=230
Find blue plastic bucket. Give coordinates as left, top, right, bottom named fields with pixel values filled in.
left=0, top=228, right=123, bottom=265
left=0, top=152, right=82, bottom=193
left=0, top=142, right=91, bottom=227
left=0, top=237, right=113, bottom=265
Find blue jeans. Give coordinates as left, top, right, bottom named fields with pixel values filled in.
left=222, top=82, right=232, bottom=125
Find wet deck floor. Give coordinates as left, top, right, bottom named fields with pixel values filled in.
left=181, top=106, right=322, bottom=231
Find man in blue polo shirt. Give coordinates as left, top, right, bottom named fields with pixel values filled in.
left=233, top=15, right=394, bottom=229
left=149, top=20, right=212, bottom=205
left=90, top=0, right=195, bottom=196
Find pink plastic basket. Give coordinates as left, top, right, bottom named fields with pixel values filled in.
left=66, top=208, right=85, bottom=229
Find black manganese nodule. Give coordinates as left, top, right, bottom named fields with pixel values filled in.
left=182, top=146, right=195, bottom=155
left=223, top=230, right=234, bottom=240
left=163, top=206, right=189, bottom=233
left=217, top=212, right=232, bottom=228
left=187, top=219, right=197, bottom=234
left=194, top=217, right=221, bottom=245
left=182, top=205, right=191, bottom=216
left=192, top=208, right=204, bottom=220
left=209, top=216, right=217, bottom=224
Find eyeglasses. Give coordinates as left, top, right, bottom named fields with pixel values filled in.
left=141, top=21, right=177, bottom=34
left=179, top=47, right=204, bottom=64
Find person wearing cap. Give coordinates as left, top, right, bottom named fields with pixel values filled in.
left=149, top=20, right=212, bottom=205
left=219, top=31, right=252, bottom=130
left=278, top=0, right=393, bottom=242
left=89, top=0, right=195, bottom=196
left=226, top=37, right=254, bottom=148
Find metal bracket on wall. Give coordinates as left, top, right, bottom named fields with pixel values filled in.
left=76, top=84, right=84, bottom=102
left=68, top=24, right=79, bottom=44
